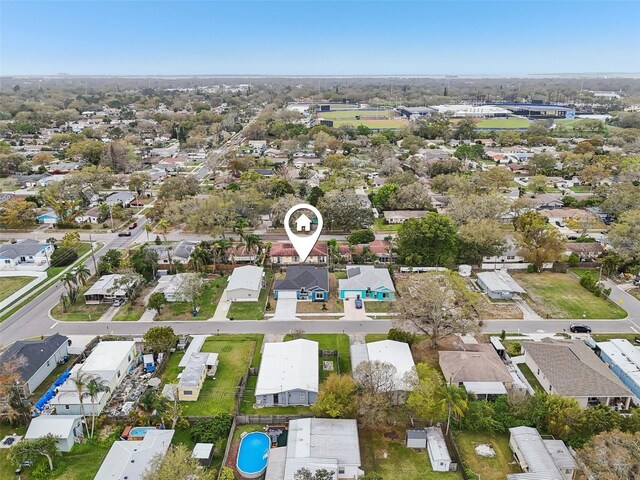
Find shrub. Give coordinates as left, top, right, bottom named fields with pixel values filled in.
left=50, top=246, right=78, bottom=267
left=387, top=328, right=417, bottom=345
left=189, top=415, right=233, bottom=444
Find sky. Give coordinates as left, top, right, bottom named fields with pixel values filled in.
left=1, top=1, right=639, bottom=76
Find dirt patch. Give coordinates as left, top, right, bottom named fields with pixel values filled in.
left=411, top=336, right=460, bottom=368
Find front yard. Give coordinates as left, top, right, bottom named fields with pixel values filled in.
left=454, top=431, right=521, bottom=479
left=161, top=334, right=260, bottom=415
left=295, top=272, right=343, bottom=313
left=51, top=287, right=110, bottom=321
left=360, top=427, right=462, bottom=480
left=156, top=276, right=227, bottom=320
left=512, top=272, right=627, bottom=319
left=0, top=276, right=34, bottom=302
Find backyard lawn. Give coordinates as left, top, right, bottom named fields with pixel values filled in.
left=162, top=334, right=260, bottom=415
left=0, top=276, right=34, bottom=302
left=512, top=272, right=627, bottom=319
left=455, top=431, right=521, bottom=480
left=157, top=276, right=227, bottom=320
left=227, top=271, right=272, bottom=320
left=363, top=300, right=396, bottom=313
left=517, top=362, right=545, bottom=393
left=360, top=427, right=461, bottom=480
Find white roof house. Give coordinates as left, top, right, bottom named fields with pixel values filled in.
left=338, top=265, right=395, bottom=300
left=477, top=270, right=526, bottom=299
left=94, top=429, right=175, bottom=480
left=256, top=339, right=319, bottom=396
left=226, top=265, right=264, bottom=302
left=596, top=338, right=640, bottom=401
left=350, top=340, right=415, bottom=391
left=84, top=274, right=140, bottom=304
left=178, top=335, right=208, bottom=368
left=426, top=427, right=452, bottom=472
left=507, top=427, right=576, bottom=480
left=265, top=418, right=362, bottom=480
left=25, top=415, right=83, bottom=452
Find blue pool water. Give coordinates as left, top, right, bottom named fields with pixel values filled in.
left=129, top=426, right=156, bottom=438
left=237, top=432, right=270, bottom=478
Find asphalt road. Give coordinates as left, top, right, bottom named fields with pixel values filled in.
left=0, top=217, right=148, bottom=348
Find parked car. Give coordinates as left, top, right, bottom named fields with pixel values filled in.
left=2, top=436, right=15, bottom=445
left=113, top=299, right=124, bottom=307
left=118, top=231, right=132, bottom=237
left=128, top=221, right=138, bottom=229
left=569, top=323, right=592, bottom=333
left=355, top=298, right=363, bottom=309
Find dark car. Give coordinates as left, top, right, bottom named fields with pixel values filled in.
left=128, top=222, right=138, bottom=229
left=3, top=436, right=15, bottom=445
left=354, top=298, right=363, bottom=309
left=118, top=231, right=132, bottom=237
left=569, top=323, right=592, bottom=333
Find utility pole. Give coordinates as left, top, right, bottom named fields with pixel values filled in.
left=88, top=233, right=98, bottom=274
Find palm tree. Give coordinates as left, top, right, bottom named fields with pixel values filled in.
left=243, top=234, right=262, bottom=263
left=74, top=264, right=91, bottom=286
left=191, top=246, right=208, bottom=273
left=435, top=383, right=468, bottom=435
left=157, top=219, right=170, bottom=238
left=84, top=377, right=110, bottom=438
left=61, top=272, right=79, bottom=304
left=214, top=238, right=233, bottom=265
left=233, top=218, right=248, bottom=240
left=64, top=371, right=93, bottom=437
left=144, top=223, right=153, bottom=241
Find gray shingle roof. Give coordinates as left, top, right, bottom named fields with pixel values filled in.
left=522, top=339, right=633, bottom=398
left=0, top=239, right=49, bottom=259
left=274, top=266, right=329, bottom=291
left=0, top=333, right=68, bottom=382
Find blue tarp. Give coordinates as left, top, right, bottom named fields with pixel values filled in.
left=34, top=369, right=70, bottom=412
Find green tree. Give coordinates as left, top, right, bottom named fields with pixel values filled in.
left=10, top=434, right=60, bottom=471
left=219, top=467, right=236, bottom=480
left=143, top=326, right=178, bottom=354
left=435, top=383, right=468, bottom=434
left=50, top=246, right=78, bottom=267
left=307, top=186, right=324, bottom=206
left=457, top=219, right=507, bottom=264
left=66, top=139, right=105, bottom=165
left=148, top=292, right=166, bottom=315
left=0, top=198, right=36, bottom=229
left=61, top=231, right=81, bottom=249
left=142, top=444, right=215, bottom=480
left=130, top=247, right=159, bottom=281
left=516, top=211, right=565, bottom=271
left=97, top=248, right=122, bottom=275
left=371, top=183, right=399, bottom=209
left=190, top=414, right=233, bottom=443
left=407, top=363, right=443, bottom=420
left=609, top=209, right=640, bottom=258
left=396, top=212, right=458, bottom=267
left=347, top=228, right=375, bottom=245
left=544, top=395, right=585, bottom=441
left=86, top=376, right=110, bottom=438
left=311, top=373, right=358, bottom=418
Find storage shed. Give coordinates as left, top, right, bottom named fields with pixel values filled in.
left=426, top=427, right=453, bottom=472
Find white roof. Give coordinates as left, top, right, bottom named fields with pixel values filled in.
left=463, top=381, right=508, bottom=395
left=350, top=340, right=415, bottom=391
left=81, top=341, right=135, bottom=372
left=25, top=415, right=81, bottom=440
left=426, top=427, right=451, bottom=463
left=256, top=340, right=319, bottom=395
left=227, top=266, right=264, bottom=292
left=287, top=418, right=361, bottom=466
left=597, top=339, right=640, bottom=393
left=507, top=427, right=568, bottom=480
left=192, top=443, right=214, bottom=459
left=179, top=335, right=208, bottom=368
left=339, top=266, right=395, bottom=293
left=94, top=429, right=174, bottom=480
left=179, top=352, right=208, bottom=388
left=477, top=270, right=526, bottom=294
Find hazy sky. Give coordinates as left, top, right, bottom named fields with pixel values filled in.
left=2, top=1, right=639, bottom=75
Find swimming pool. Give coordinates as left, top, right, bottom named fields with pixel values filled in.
left=128, top=426, right=156, bottom=439
left=236, top=431, right=270, bottom=478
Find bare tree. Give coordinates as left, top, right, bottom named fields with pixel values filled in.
left=353, top=360, right=397, bottom=393
left=395, top=273, right=479, bottom=347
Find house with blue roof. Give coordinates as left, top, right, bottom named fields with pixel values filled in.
left=36, top=210, right=60, bottom=225
left=339, top=265, right=395, bottom=301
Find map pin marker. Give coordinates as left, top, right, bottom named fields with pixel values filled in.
left=283, top=203, right=324, bottom=263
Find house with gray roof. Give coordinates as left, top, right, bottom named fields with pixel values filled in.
left=338, top=265, right=395, bottom=301
left=522, top=339, right=633, bottom=409
left=477, top=270, right=526, bottom=299
left=0, top=239, right=54, bottom=271
left=273, top=266, right=329, bottom=301
left=508, top=426, right=576, bottom=480
left=0, top=333, right=69, bottom=395
left=147, top=240, right=195, bottom=265
left=104, top=191, right=135, bottom=207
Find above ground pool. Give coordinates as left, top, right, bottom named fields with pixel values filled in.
left=127, top=426, right=156, bottom=440
left=236, top=431, right=270, bottom=478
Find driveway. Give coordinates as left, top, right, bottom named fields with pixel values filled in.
left=273, top=291, right=299, bottom=321
left=211, top=289, right=231, bottom=321
left=341, top=297, right=370, bottom=321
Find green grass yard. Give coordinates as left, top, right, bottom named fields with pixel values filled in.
left=455, top=431, right=521, bottom=480
left=512, top=272, right=627, bottom=319
left=51, top=289, right=110, bottom=321
left=157, top=276, right=227, bottom=320
left=227, top=270, right=272, bottom=320
left=360, top=427, right=462, bottom=480
left=162, top=335, right=260, bottom=415
left=373, top=217, right=402, bottom=232
left=0, top=276, right=34, bottom=302
left=283, top=333, right=351, bottom=373
left=112, top=302, right=146, bottom=321
left=518, top=362, right=545, bottom=393
left=332, top=118, right=409, bottom=129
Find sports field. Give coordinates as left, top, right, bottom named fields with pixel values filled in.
left=318, top=108, right=408, bottom=129
left=474, top=117, right=532, bottom=129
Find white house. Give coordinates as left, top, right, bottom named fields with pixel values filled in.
left=51, top=341, right=136, bottom=415
left=75, top=206, right=103, bottom=224
left=94, top=429, right=175, bottom=480
left=226, top=265, right=264, bottom=302
left=25, top=415, right=83, bottom=452
left=477, top=270, right=526, bottom=300
left=0, top=333, right=69, bottom=396
left=255, top=339, right=319, bottom=407
left=295, top=213, right=312, bottom=232
left=426, top=427, right=453, bottom=472
left=264, top=418, right=363, bottom=480
left=508, top=427, right=576, bottom=480
left=0, top=239, right=54, bottom=271
left=382, top=210, right=429, bottom=224
left=351, top=340, right=415, bottom=403
left=84, top=274, right=140, bottom=304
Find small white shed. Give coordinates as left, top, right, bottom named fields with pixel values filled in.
left=406, top=429, right=427, bottom=449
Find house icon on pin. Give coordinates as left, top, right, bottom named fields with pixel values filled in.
left=295, top=213, right=312, bottom=232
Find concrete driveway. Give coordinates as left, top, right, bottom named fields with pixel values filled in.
left=341, top=297, right=370, bottom=321
left=273, top=292, right=299, bottom=320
